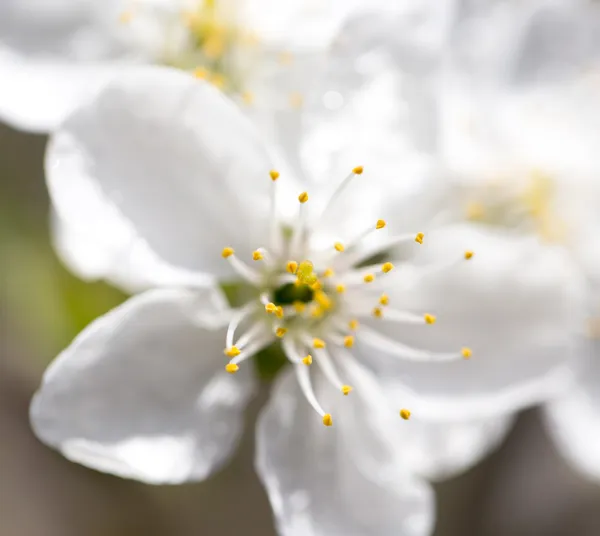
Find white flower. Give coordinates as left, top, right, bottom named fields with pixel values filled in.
left=0, top=0, right=389, bottom=132
left=291, top=0, right=591, bottom=425
left=30, top=64, right=516, bottom=534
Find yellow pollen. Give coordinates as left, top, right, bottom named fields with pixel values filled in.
left=221, top=247, right=234, bottom=258
left=373, top=307, right=383, bottom=318
left=323, top=268, right=334, bottom=278
left=265, top=302, right=277, bottom=314
left=241, top=91, right=254, bottom=105
left=399, top=409, right=411, bottom=420
left=296, top=260, right=315, bottom=284
left=348, top=319, right=359, bottom=331
left=289, top=92, right=304, bottom=109
left=119, top=10, right=134, bottom=24
left=275, top=327, right=287, bottom=338
left=302, top=354, right=313, bottom=366
left=353, top=166, right=364, bottom=175
left=313, top=338, right=326, bottom=349
left=252, top=250, right=263, bottom=261
left=376, top=219, right=386, bottom=229
left=293, top=301, right=306, bottom=313
left=363, top=273, right=375, bottom=283
left=415, top=232, right=424, bottom=244
left=298, top=191, right=309, bottom=203
left=225, top=363, right=239, bottom=374
left=424, top=314, right=436, bottom=325
left=336, top=284, right=346, bottom=294
left=322, top=413, right=333, bottom=427
left=310, top=305, right=324, bottom=318
left=311, top=280, right=322, bottom=291
left=461, top=347, right=472, bottom=359
left=314, top=291, right=333, bottom=310
left=334, top=242, right=345, bottom=252
left=341, top=385, right=353, bottom=396
left=193, top=67, right=209, bottom=79
left=344, top=335, right=354, bottom=348
left=275, top=306, right=284, bottom=318
left=379, top=294, right=389, bottom=306
left=269, top=169, right=280, bottom=181
left=286, top=261, right=298, bottom=274
left=464, top=250, right=474, bottom=260
left=382, top=262, right=394, bottom=273
left=224, top=346, right=241, bottom=357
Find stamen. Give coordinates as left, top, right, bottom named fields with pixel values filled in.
left=382, top=262, right=394, bottom=273
left=265, top=302, right=277, bottom=314
left=303, top=355, right=313, bottom=365
left=376, top=219, right=386, bottom=229
left=336, top=284, right=346, bottom=294
left=225, top=363, right=239, bottom=374
left=314, top=290, right=333, bottom=310
left=252, top=250, right=264, bottom=261
left=269, top=171, right=280, bottom=251
left=363, top=273, right=375, bottom=283
left=399, top=409, right=411, bottom=420
left=359, top=325, right=465, bottom=362
left=290, top=194, right=309, bottom=258
left=226, top=303, right=257, bottom=348
left=323, top=268, right=335, bottom=277
left=415, top=232, right=425, bottom=244
left=349, top=319, right=359, bottom=331
left=275, top=327, right=287, bottom=338
left=286, top=261, right=298, bottom=274
left=224, top=346, right=241, bottom=357
left=343, top=335, right=354, bottom=348
left=293, top=301, right=306, bottom=313
left=461, top=347, right=473, bottom=359
left=379, top=294, right=389, bottom=305
left=424, top=314, right=436, bottom=324
left=223, top=251, right=262, bottom=284
left=314, top=347, right=351, bottom=395
left=313, top=338, right=326, bottom=349
left=322, top=414, right=333, bottom=426
left=465, top=250, right=474, bottom=260
left=294, top=360, right=329, bottom=420
left=342, top=385, right=353, bottom=395
left=298, top=192, right=309, bottom=204
left=334, top=242, right=345, bottom=252
left=373, top=307, right=383, bottom=318
left=313, top=167, right=364, bottom=225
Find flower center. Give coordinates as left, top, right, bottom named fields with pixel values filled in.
left=221, top=167, right=474, bottom=426
left=464, top=170, right=567, bottom=243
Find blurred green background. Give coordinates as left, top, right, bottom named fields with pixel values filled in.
left=1, top=122, right=599, bottom=536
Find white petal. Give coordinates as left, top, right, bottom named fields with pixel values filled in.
left=51, top=208, right=213, bottom=293
left=46, top=66, right=277, bottom=280
left=356, top=224, right=586, bottom=419
left=544, top=338, right=600, bottom=481
left=30, top=286, right=256, bottom=484
left=256, top=363, right=434, bottom=536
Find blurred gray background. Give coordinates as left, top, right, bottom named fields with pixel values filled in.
left=1, top=122, right=600, bottom=536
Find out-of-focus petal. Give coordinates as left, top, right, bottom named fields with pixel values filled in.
left=31, top=286, right=256, bottom=484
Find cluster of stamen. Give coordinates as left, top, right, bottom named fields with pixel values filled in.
left=221, top=167, right=473, bottom=426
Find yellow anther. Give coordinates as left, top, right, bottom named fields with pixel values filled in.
left=293, top=301, right=306, bottom=313
left=225, top=363, right=239, bottom=374
left=269, top=169, right=280, bottom=181
left=221, top=247, right=234, bottom=258
left=241, top=91, right=254, bottom=105
left=298, top=191, right=309, bottom=203
left=322, top=413, right=333, bottom=427
left=209, top=73, right=226, bottom=90
left=310, top=305, right=324, bottom=318
left=314, top=291, right=333, bottom=310
left=415, top=232, right=425, bottom=244
left=275, top=306, right=284, bottom=318
left=336, top=284, right=346, bottom=294
left=252, top=250, right=264, bottom=261
left=289, top=92, right=304, bottom=109
left=343, top=335, right=354, bottom=348
left=466, top=201, right=485, bottom=220
left=224, top=346, right=241, bottom=357
left=376, top=219, right=386, bottom=229
left=275, top=327, right=287, bottom=338
left=265, top=302, right=277, bottom=314
left=424, top=314, right=436, bottom=325
left=399, top=408, right=411, bottom=420
left=341, top=385, right=353, bottom=396
left=382, top=262, right=394, bottom=273
left=193, top=67, right=209, bottom=79
left=302, top=354, right=313, bottom=366
left=348, top=319, right=359, bottom=331
left=363, top=273, right=375, bottom=283
left=119, top=10, right=133, bottom=24
left=297, top=260, right=314, bottom=278
left=379, top=294, right=389, bottom=306
left=313, top=338, right=326, bottom=349
left=334, top=242, right=345, bottom=252
left=461, top=347, right=472, bottom=359
left=323, top=268, right=334, bottom=278
left=464, top=250, right=474, bottom=260
left=303, top=273, right=318, bottom=286
left=353, top=166, right=364, bottom=175
left=311, top=280, right=322, bottom=291
left=373, top=307, right=383, bottom=318
left=286, top=261, right=298, bottom=274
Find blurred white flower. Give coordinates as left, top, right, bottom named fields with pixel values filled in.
left=30, top=65, right=520, bottom=535
left=0, top=0, right=389, bottom=132
left=293, top=0, right=589, bottom=425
